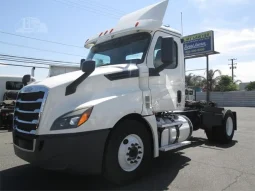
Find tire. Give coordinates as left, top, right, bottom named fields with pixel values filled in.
left=205, top=129, right=216, bottom=142
left=216, top=110, right=235, bottom=144
left=103, top=119, right=152, bottom=185
left=205, top=110, right=235, bottom=144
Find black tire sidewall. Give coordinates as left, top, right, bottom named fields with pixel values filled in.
left=206, top=110, right=235, bottom=143
left=103, top=119, right=152, bottom=185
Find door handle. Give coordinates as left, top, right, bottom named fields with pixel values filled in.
left=177, top=90, right=182, bottom=103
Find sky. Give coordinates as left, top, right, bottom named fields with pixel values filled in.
left=0, top=0, right=255, bottom=82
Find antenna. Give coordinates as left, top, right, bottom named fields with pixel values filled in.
left=181, top=12, right=183, bottom=35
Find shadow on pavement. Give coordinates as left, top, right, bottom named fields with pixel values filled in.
left=1, top=136, right=237, bottom=190
left=0, top=151, right=190, bottom=190
left=189, top=137, right=238, bottom=149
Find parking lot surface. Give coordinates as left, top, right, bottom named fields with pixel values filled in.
left=0, top=107, right=255, bottom=191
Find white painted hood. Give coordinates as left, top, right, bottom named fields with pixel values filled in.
left=30, top=64, right=138, bottom=89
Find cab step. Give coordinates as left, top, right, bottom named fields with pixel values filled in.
left=159, top=141, right=191, bottom=152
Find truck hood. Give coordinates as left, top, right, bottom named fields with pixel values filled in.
left=31, top=63, right=138, bottom=89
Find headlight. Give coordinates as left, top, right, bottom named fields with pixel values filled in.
left=51, top=107, right=93, bottom=130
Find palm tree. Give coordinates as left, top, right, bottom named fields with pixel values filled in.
left=234, top=80, right=242, bottom=84
left=197, top=69, right=222, bottom=91
left=233, top=75, right=242, bottom=84
left=185, top=73, right=195, bottom=87
left=185, top=73, right=205, bottom=88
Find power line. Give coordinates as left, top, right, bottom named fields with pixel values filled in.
left=0, top=54, right=79, bottom=65
left=76, top=0, right=126, bottom=15
left=62, top=0, right=122, bottom=17
left=55, top=0, right=121, bottom=18
left=0, top=30, right=83, bottom=49
left=186, top=69, right=206, bottom=72
left=53, top=0, right=120, bottom=19
left=0, top=41, right=84, bottom=57
left=0, top=62, right=48, bottom=69
left=0, top=58, right=79, bottom=67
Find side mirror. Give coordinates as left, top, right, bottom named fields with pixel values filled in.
left=22, top=74, right=31, bottom=86
left=66, top=60, right=96, bottom=96
left=161, top=37, right=175, bottom=64
left=81, top=60, right=96, bottom=73
left=80, top=59, right=86, bottom=70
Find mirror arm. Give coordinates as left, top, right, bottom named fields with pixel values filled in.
left=65, top=71, right=92, bottom=96
left=155, top=62, right=170, bottom=73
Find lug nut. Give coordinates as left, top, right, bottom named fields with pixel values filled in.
left=138, top=146, right=141, bottom=149
left=131, top=143, right=135, bottom=146
left=139, top=151, right=142, bottom=154
left=137, top=156, right=141, bottom=159
left=128, top=147, right=131, bottom=150
left=126, top=153, right=129, bottom=156
left=123, top=139, right=129, bottom=145
left=134, top=160, right=138, bottom=163
left=135, top=143, right=138, bottom=146
left=127, top=158, right=131, bottom=161
left=130, top=161, right=134, bottom=164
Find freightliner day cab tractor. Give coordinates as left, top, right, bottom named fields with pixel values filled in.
left=12, top=0, right=237, bottom=185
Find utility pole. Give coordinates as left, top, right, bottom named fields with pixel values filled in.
left=228, top=58, right=237, bottom=81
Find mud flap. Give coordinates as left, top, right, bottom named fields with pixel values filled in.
left=201, top=107, right=224, bottom=130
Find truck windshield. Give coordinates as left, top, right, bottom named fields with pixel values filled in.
left=87, top=32, right=151, bottom=67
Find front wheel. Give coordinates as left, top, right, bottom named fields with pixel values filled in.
left=103, top=119, right=152, bottom=185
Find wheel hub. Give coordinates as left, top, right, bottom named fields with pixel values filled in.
left=128, top=146, right=138, bottom=159
left=118, top=134, right=144, bottom=172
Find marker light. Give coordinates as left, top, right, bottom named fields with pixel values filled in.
left=135, top=22, right=139, bottom=27
left=77, top=107, right=93, bottom=126
left=110, top=28, right=114, bottom=33
left=104, top=30, right=108, bottom=35
left=51, top=107, right=94, bottom=130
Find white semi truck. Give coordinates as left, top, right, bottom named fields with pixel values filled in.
left=12, top=0, right=237, bottom=185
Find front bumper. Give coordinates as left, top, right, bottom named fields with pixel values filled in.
left=12, top=129, right=110, bottom=174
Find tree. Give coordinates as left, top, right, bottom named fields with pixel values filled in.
left=185, top=73, right=204, bottom=88
left=214, top=75, right=238, bottom=92
left=185, top=73, right=195, bottom=87
left=245, top=81, right=255, bottom=91
left=197, top=69, right=222, bottom=91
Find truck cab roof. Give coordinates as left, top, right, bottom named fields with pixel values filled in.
left=84, top=0, right=181, bottom=49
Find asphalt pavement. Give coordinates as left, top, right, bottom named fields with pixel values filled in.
left=0, top=107, right=255, bottom=191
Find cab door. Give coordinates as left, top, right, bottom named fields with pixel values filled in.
left=146, top=31, right=184, bottom=112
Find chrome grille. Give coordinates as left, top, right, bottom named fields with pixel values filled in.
left=14, top=86, right=48, bottom=134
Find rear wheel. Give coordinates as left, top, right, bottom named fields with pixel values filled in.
left=103, top=119, right=152, bottom=185
left=205, top=110, right=235, bottom=144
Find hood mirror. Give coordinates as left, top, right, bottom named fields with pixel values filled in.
left=81, top=60, right=96, bottom=73
left=80, top=59, right=85, bottom=70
